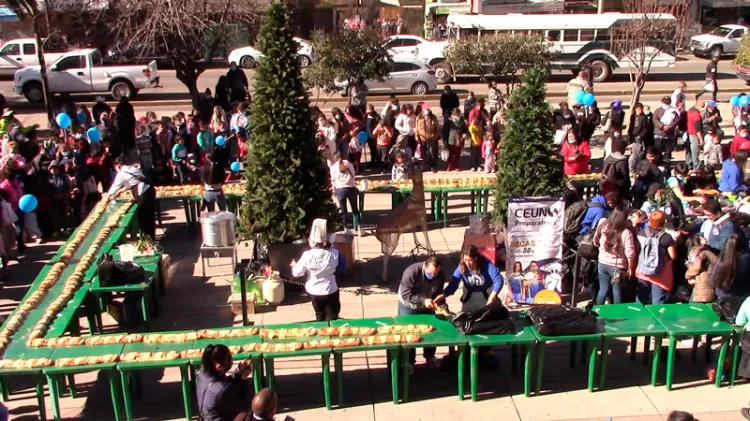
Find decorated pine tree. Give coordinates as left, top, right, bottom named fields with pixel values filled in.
left=494, top=66, right=565, bottom=225
left=240, top=2, right=337, bottom=244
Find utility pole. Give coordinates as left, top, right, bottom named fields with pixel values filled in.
left=597, top=0, right=603, bottom=13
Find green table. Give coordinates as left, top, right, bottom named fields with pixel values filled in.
left=44, top=343, right=125, bottom=421
left=44, top=284, right=98, bottom=338
left=730, top=325, right=744, bottom=386
left=359, top=187, right=445, bottom=224
left=0, top=347, right=53, bottom=420
left=109, top=249, right=166, bottom=298
left=117, top=337, right=195, bottom=421
left=189, top=327, right=264, bottom=393
left=259, top=322, right=333, bottom=410
left=329, top=318, right=398, bottom=406
left=593, top=303, right=667, bottom=390
left=466, top=318, right=537, bottom=401
left=90, top=262, right=159, bottom=331
left=646, top=304, right=734, bottom=390
left=530, top=319, right=603, bottom=394
left=439, top=186, right=492, bottom=228
left=395, top=315, right=467, bottom=402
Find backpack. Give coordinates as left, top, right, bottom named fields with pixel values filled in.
left=601, top=160, right=618, bottom=185
left=563, top=200, right=604, bottom=237
left=636, top=227, right=666, bottom=276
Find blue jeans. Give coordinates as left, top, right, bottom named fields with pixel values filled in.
left=397, top=302, right=436, bottom=364
left=596, top=263, right=623, bottom=305
left=335, top=187, right=360, bottom=230
left=636, top=280, right=669, bottom=305
left=203, top=190, right=227, bottom=212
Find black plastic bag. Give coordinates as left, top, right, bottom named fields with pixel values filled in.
left=102, top=261, right=145, bottom=287
left=712, top=296, right=744, bottom=325
left=526, top=302, right=598, bottom=336
left=97, top=253, right=115, bottom=286
left=450, top=300, right=515, bottom=335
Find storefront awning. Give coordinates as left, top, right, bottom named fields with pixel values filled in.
left=702, top=0, right=750, bottom=8
left=380, top=0, right=401, bottom=7
left=0, top=6, right=18, bottom=21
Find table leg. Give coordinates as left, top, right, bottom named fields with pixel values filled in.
left=706, top=335, right=713, bottom=363
left=715, top=337, right=729, bottom=388
left=401, top=348, right=410, bottom=402
left=666, top=336, right=677, bottom=391
left=569, top=341, right=577, bottom=369
left=67, top=374, right=76, bottom=399
left=599, top=339, right=609, bottom=391
left=36, top=376, right=47, bottom=421
left=470, top=346, right=478, bottom=401
left=140, top=290, right=151, bottom=330
left=651, top=335, right=663, bottom=386
left=441, top=192, right=448, bottom=228
left=334, top=353, right=344, bottom=406
left=731, top=332, right=741, bottom=386
left=321, top=354, right=332, bottom=411
left=587, top=340, right=599, bottom=392
left=266, top=359, right=275, bottom=390
left=524, top=344, right=532, bottom=397
left=181, top=198, right=191, bottom=231
left=535, top=342, right=546, bottom=396
left=108, top=371, right=123, bottom=421
left=46, top=375, right=61, bottom=419
left=0, top=377, right=8, bottom=401
left=483, top=190, right=490, bottom=214
left=630, top=337, right=637, bottom=361
left=252, top=357, right=262, bottom=393
left=470, top=191, right=476, bottom=214
left=643, top=336, right=651, bottom=365
left=691, top=335, right=699, bottom=362
left=457, top=345, right=465, bottom=401
left=120, top=371, right=133, bottom=421
left=389, top=349, right=400, bottom=405
left=95, top=292, right=104, bottom=335
left=580, top=341, right=588, bottom=365
left=69, top=317, right=81, bottom=336
left=180, top=366, right=192, bottom=420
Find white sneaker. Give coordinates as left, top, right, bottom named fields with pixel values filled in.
left=408, top=363, right=415, bottom=375
left=471, top=167, right=477, bottom=172
left=426, top=357, right=441, bottom=370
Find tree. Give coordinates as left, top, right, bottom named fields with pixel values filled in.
left=494, top=66, right=564, bottom=226
left=305, top=28, right=392, bottom=99
left=735, top=35, right=750, bottom=68
left=444, top=33, right=552, bottom=94
left=114, top=0, right=259, bottom=106
left=611, top=0, right=690, bottom=107
left=239, top=1, right=337, bottom=245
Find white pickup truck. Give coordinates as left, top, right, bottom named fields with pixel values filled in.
left=0, top=38, right=69, bottom=77
left=14, top=48, right=160, bottom=103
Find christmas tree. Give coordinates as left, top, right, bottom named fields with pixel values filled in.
left=494, top=66, right=565, bottom=225
left=240, top=2, right=337, bottom=244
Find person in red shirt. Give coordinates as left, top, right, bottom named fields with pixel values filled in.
left=561, top=131, right=591, bottom=176
left=685, top=100, right=704, bottom=170
left=731, top=125, right=750, bottom=157
left=468, top=99, right=485, bottom=124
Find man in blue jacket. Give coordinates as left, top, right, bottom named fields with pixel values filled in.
left=579, top=190, right=619, bottom=235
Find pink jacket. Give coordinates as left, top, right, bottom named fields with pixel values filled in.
left=595, top=223, right=636, bottom=270
left=0, top=178, right=23, bottom=211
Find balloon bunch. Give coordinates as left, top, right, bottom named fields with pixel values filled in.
left=574, top=90, right=595, bottom=106
left=730, top=95, right=750, bottom=107
left=56, top=113, right=102, bottom=143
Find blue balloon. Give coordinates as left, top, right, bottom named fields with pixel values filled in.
left=230, top=161, right=242, bottom=172
left=87, top=127, right=101, bottom=143
left=215, top=136, right=226, bottom=146
left=574, top=90, right=586, bottom=103
left=357, top=130, right=369, bottom=144
left=731, top=95, right=741, bottom=106
left=19, top=194, right=38, bottom=213
left=582, top=93, right=595, bottom=106
left=76, top=112, right=87, bottom=123
left=741, top=96, right=750, bottom=107
left=55, top=113, right=71, bottom=130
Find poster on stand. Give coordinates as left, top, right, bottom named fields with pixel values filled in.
left=506, top=196, right=565, bottom=304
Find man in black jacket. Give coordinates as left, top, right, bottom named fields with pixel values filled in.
left=440, top=85, right=460, bottom=144
left=397, top=256, right=445, bottom=372
left=601, top=138, right=631, bottom=200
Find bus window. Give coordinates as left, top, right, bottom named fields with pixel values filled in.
left=563, top=30, right=578, bottom=42
left=529, top=30, right=544, bottom=38
left=580, top=30, right=595, bottom=42
left=547, top=30, right=560, bottom=42
left=595, top=29, right=610, bottom=41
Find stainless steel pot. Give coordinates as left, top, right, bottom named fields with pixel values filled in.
left=201, top=211, right=236, bottom=247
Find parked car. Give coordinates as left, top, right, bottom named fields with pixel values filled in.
left=384, top=35, right=450, bottom=83
left=690, top=24, right=748, bottom=59
left=0, top=38, right=70, bottom=77
left=227, top=37, right=314, bottom=69
left=14, top=48, right=160, bottom=102
left=337, top=58, right=436, bottom=96
left=107, top=44, right=170, bottom=68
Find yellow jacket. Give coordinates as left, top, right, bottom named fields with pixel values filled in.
left=469, top=121, right=483, bottom=146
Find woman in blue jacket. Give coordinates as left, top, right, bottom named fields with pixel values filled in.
left=719, top=149, right=748, bottom=196
left=438, top=245, right=504, bottom=312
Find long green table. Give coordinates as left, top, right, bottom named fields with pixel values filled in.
left=646, top=304, right=734, bottom=390
left=189, top=327, right=263, bottom=394
left=439, top=186, right=492, bottom=228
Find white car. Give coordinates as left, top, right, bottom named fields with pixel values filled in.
left=0, top=38, right=69, bottom=76
left=227, top=37, right=314, bottom=69
left=689, top=24, right=748, bottom=59
left=337, top=58, right=437, bottom=96
left=384, top=35, right=450, bottom=83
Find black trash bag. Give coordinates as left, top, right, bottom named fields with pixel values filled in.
left=102, top=261, right=146, bottom=287
left=526, top=302, right=598, bottom=336
left=97, top=253, right=115, bottom=286
left=712, top=296, right=745, bottom=325
left=450, top=300, right=515, bottom=335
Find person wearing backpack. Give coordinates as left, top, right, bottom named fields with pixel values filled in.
left=635, top=210, right=677, bottom=304
left=594, top=207, right=637, bottom=305
left=601, top=138, right=631, bottom=200
left=576, top=187, right=619, bottom=235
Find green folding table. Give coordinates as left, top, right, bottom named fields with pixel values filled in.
left=109, top=249, right=166, bottom=298
left=44, top=284, right=98, bottom=338
left=329, top=317, right=400, bottom=406
left=0, top=346, right=53, bottom=420
left=43, top=342, right=125, bottom=421
left=395, top=314, right=468, bottom=402
left=593, top=303, right=667, bottom=390
left=90, top=263, right=159, bottom=331
left=466, top=317, right=537, bottom=400
left=439, top=186, right=492, bottom=228
left=530, top=320, right=603, bottom=394
left=730, top=325, right=744, bottom=386
left=189, top=328, right=264, bottom=394
left=117, top=337, right=196, bottom=421
left=646, top=304, right=734, bottom=390
left=258, top=322, right=334, bottom=410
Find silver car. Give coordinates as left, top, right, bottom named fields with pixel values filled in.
left=341, top=58, right=437, bottom=96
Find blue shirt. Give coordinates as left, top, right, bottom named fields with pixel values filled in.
left=444, top=258, right=503, bottom=297
left=718, top=159, right=748, bottom=194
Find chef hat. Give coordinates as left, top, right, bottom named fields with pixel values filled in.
left=309, top=218, right=328, bottom=244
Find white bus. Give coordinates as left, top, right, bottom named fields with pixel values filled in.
left=432, top=12, right=677, bottom=83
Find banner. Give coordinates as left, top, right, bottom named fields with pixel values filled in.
left=506, top=196, right=565, bottom=304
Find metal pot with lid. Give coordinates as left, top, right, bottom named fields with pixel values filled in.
left=201, top=211, right=236, bottom=247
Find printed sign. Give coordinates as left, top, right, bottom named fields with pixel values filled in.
left=506, top=196, right=565, bottom=304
